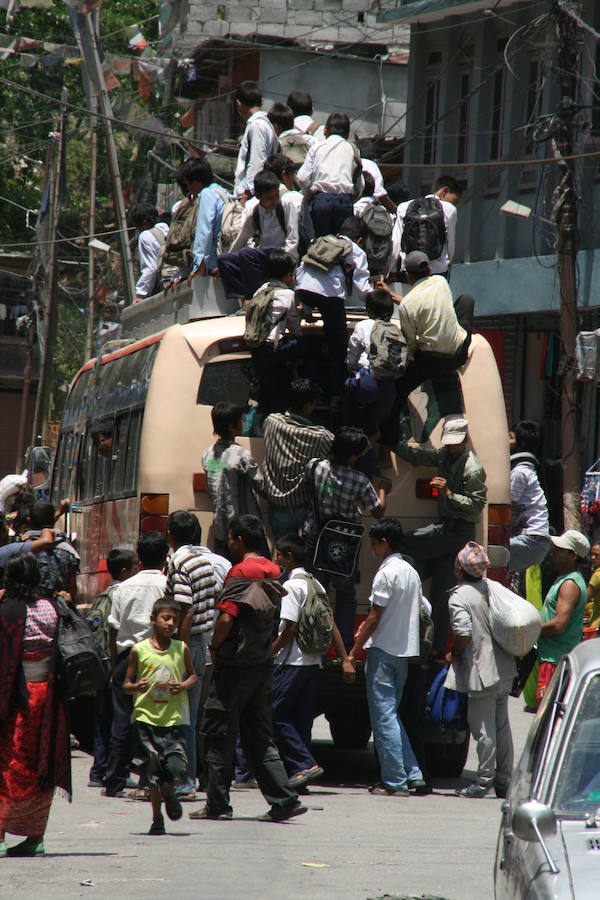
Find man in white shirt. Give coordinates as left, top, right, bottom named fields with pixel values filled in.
left=391, top=175, right=462, bottom=279
left=104, top=531, right=168, bottom=796
left=509, top=421, right=550, bottom=573
left=347, top=518, right=427, bottom=796
left=297, top=112, right=363, bottom=238
left=286, top=89, right=325, bottom=143
left=234, top=81, right=279, bottom=202
left=130, top=203, right=170, bottom=302
left=218, top=169, right=300, bottom=303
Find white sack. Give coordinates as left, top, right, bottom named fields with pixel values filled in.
left=486, top=577, right=542, bottom=657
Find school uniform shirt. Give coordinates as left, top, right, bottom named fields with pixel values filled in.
left=201, top=440, right=265, bottom=542
left=293, top=115, right=325, bottom=143
left=192, top=183, right=226, bottom=273
left=234, top=111, right=279, bottom=197
left=365, top=552, right=422, bottom=658
left=165, top=544, right=218, bottom=637
left=253, top=279, right=301, bottom=345
left=275, top=567, right=324, bottom=667
left=230, top=193, right=300, bottom=258
left=346, top=318, right=375, bottom=371
left=392, top=194, right=457, bottom=275
left=136, top=222, right=169, bottom=298
left=108, top=569, right=168, bottom=654
left=361, top=158, right=387, bottom=200
left=510, top=454, right=549, bottom=537
left=398, top=274, right=467, bottom=360
left=353, top=196, right=374, bottom=219
left=303, top=458, right=380, bottom=537
left=297, top=135, right=360, bottom=196
left=263, top=411, right=334, bottom=508
left=294, top=237, right=371, bottom=300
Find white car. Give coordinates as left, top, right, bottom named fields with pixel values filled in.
left=495, top=640, right=600, bottom=899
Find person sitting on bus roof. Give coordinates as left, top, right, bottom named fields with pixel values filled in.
left=217, top=169, right=300, bottom=305
left=129, top=203, right=169, bottom=304
left=393, top=416, right=487, bottom=657
left=201, top=403, right=268, bottom=559
left=183, top=158, right=228, bottom=288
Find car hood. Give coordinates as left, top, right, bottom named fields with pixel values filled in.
left=560, top=819, right=600, bottom=898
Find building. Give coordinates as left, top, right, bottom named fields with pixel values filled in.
left=379, top=0, right=600, bottom=524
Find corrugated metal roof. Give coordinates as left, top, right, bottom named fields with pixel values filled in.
left=377, top=0, right=518, bottom=25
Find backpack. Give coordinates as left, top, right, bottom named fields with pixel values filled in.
left=401, top=196, right=447, bottom=260
left=295, top=572, right=334, bottom=655
left=85, top=583, right=117, bottom=657
left=302, top=235, right=352, bottom=272
left=214, top=187, right=243, bottom=253
left=361, top=201, right=393, bottom=277
left=368, top=319, right=408, bottom=377
left=252, top=202, right=287, bottom=241
left=279, top=130, right=311, bottom=166
left=158, top=197, right=198, bottom=273
left=243, top=284, right=284, bottom=349
left=424, top=663, right=468, bottom=735
left=55, top=598, right=111, bottom=699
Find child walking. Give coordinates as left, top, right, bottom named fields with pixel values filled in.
left=123, top=598, right=197, bottom=836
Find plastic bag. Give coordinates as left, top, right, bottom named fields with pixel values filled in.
left=486, top=578, right=542, bottom=657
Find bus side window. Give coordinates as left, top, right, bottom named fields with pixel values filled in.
left=110, top=412, right=130, bottom=495
left=78, top=432, right=97, bottom=501
left=123, top=409, right=143, bottom=492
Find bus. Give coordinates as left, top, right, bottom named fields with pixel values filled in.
left=52, top=313, right=511, bottom=749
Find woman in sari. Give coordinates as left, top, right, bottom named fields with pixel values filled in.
left=0, top=553, right=71, bottom=857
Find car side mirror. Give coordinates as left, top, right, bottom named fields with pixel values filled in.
left=512, top=800, right=559, bottom=875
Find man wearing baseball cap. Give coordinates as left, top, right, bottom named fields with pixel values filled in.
left=394, top=415, right=487, bottom=654
left=536, top=529, right=590, bottom=703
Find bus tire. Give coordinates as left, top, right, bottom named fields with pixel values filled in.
left=328, top=716, right=372, bottom=750
left=424, top=733, right=470, bottom=778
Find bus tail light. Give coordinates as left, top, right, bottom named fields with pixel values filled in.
left=415, top=478, right=439, bottom=500
left=487, top=503, right=511, bottom=583
left=193, top=472, right=207, bottom=492
left=140, top=494, right=169, bottom=535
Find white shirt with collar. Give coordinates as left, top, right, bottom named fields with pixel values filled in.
left=275, top=567, right=324, bottom=667
left=391, top=193, right=457, bottom=275
left=365, top=552, right=422, bottom=657
left=135, top=222, right=169, bottom=298
left=108, top=568, right=167, bottom=654
left=346, top=318, right=375, bottom=371
left=361, top=158, right=387, bottom=199
left=253, top=279, right=301, bottom=344
left=294, top=236, right=371, bottom=300
left=293, top=115, right=325, bottom=143
left=234, top=110, right=279, bottom=198
left=297, top=135, right=360, bottom=196
left=230, top=192, right=300, bottom=258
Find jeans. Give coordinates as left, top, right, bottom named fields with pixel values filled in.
left=202, top=664, right=298, bottom=815
left=268, top=505, right=306, bottom=541
left=272, top=665, right=319, bottom=776
left=176, top=631, right=210, bottom=796
left=217, top=247, right=271, bottom=300
left=509, top=533, right=550, bottom=573
left=296, top=290, right=348, bottom=398
left=365, top=648, right=423, bottom=791
left=310, top=192, right=353, bottom=238
left=467, top=680, right=514, bottom=788
left=104, top=650, right=134, bottom=794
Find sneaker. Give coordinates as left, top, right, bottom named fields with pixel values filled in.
left=289, top=765, right=324, bottom=789
left=149, top=815, right=165, bottom=836
left=369, top=784, right=410, bottom=797
left=189, top=805, right=233, bottom=821
left=87, top=779, right=104, bottom=788
left=456, top=782, right=492, bottom=799
left=495, top=783, right=509, bottom=799
left=407, top=778, right=430, bottom=795
left=165, top=796, right=183, bottom=821
left=257, top=800, right=308, bottom=822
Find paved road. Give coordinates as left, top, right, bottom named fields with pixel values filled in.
left=0, top=698, right=533, bottom=900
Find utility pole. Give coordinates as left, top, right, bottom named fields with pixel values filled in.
left=15, top=312, right=35, bottom=472
left=85, top=92, right=98, bottom=360
left=30, top=85, right=67, bottom=449
left=550, top=0, right=582, bottom=530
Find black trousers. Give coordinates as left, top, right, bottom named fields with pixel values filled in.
left=103, top=650, right=133, bottom=794
left=202, top=664, right=298, bottom=815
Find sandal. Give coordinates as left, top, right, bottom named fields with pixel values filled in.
left=129, top=787, right=150, bottom=801
left=7, top=838, right=45, bottom=857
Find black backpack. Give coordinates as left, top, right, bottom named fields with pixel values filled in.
left=55, top=598, right=111, bottom=699
left=401, top=196, right=447, bottom=260
left=361, top=201, right=394, bottom=276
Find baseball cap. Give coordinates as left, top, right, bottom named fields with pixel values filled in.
left=441, top=416, right=468, bottom=446
left=404, top=250, right=430, bottom=277
left=457, top=541, right=489, bottom=578
left=550, top=530, right=590, bottom=558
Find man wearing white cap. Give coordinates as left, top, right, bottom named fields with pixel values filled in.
left=536, top=529, right=590, bottom=703
left=394, top=416, right=487, bottom=654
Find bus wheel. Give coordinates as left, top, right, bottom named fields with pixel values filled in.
left=328, top=716, right=372, bottom=750
left=424, top=734, right=470, bottom=778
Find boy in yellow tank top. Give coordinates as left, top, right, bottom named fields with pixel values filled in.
left=124, top=597, right=197, bottom=835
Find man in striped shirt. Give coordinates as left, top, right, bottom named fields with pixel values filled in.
left=263, top=378, right=333, bottom=540
left=166, top=510, right=221, bottom=801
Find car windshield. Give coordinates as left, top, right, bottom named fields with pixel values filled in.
left=553, top=674, right=600, bottom=815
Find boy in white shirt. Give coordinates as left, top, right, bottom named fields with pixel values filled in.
left=271, top=535, right=354, bottom=788
left=218, top=170, right=300, bottom=304
left=234, top=80, right=279, bottom=202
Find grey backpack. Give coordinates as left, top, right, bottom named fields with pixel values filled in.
left=361, top=201, right=394, bottom=277
left=302, top=235, right=352, bottom=271
left=279, top=131, right=311, bottom=166
left=368, top=319, right=408, bottom=377
left=296, top=573, right=334, bottom=655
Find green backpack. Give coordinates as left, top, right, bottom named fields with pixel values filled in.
left=243, top=284, right=285, bottom=349
left=296, top=572, right=334, bottom=655
left=302, top=235, right=352, bottom=272
left=85, top=583, right=117, bottom=657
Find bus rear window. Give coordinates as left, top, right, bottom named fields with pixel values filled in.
left=197, top=358, right=254, bottom=407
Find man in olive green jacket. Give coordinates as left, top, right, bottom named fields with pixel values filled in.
left=395, top=415, right=487, bottom=653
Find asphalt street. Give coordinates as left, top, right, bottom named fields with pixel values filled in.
left=0, top=697, right=533, bottom=900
